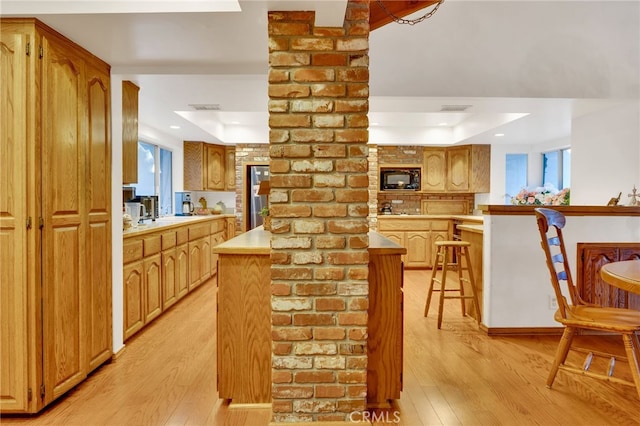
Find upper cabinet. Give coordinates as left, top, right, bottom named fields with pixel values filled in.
left=225, top=146, right=236, bottom=191
left=184, top=141, right=232, bottom=191
left=122, top=80, right=139, bottom=184
left=423, top=144, right=490, bottom=193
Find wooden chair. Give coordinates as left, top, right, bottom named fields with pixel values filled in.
left=534, top=207, right=640, bottom=399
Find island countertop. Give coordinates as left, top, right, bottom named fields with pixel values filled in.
left=213, top=227, right=406, bottom=255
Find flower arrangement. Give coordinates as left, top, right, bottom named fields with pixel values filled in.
left=510, top=184, right=570, bottom=206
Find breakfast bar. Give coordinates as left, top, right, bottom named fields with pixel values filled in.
left=213, top=228, right=406, bottom=406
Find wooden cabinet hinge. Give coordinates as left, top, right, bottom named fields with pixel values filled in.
left=39, top=217, right=44, bottom=229
left=26, top=42, right=31, bottom=56
left=27, top=388, right=32, bottom=402
left=40, top=384, right=45, bottom=399
left=39, top=45, right=43, bottom=59
left=26, top=216, right=32, bottom=229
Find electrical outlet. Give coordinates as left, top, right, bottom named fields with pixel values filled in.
left=548, top=295, right=558, bottom=310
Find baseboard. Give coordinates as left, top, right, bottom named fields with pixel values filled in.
left=111, top=345, right=126, bottom=361
left=480, top=324, right=564, bottom=335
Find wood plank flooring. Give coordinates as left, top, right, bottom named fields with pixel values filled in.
left=2, top=270, right=639, bottom=425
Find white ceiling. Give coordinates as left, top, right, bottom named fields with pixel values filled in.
left=2, top=0, right=638, bottom=146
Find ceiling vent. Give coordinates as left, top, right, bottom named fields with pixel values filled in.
left=189, top=104, right=221, bottom=111
left=440, top=104, right=472, bottom=112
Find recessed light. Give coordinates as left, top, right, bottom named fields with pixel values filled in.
left=439, top=122, right=448, bottom=126
left=371, top=122, right=380, bottom=126
left=494, top=133, right=504, bottom=137
left=231, top=121, right=240, bottom=125
left=170, top=125, right=180, bottom=129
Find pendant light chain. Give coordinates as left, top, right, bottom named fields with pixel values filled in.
left=374, top=0, right=445, bottom=26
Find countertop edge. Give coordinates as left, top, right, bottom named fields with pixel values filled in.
left=123, top=214, right=235, bottom=238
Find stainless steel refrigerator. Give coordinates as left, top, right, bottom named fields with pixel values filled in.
left=246, top=164, right=269, bottom=230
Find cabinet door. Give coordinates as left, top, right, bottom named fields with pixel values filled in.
left=121, top=81, right=139, bottom=184
left=85, top=60, right=112, bottom=372
left=226, top=217, right=236, bottom=240
left=184, top=141, right=205, bottom=191
left=446, top=146, right=470, bottom=192
left=124, top=261, right=144, bottom=340
left=189, top=240, right=203, bottom=289
left=0, top=28, right=30, bottom=412
left=206, top=144, right=225, bottom=190
left=144, top=254, right=162, bottom=323
left=225, top=146, right=236, bottom=191
left=162, top=249, right=178, bottom=310
left=422, top=149, right=446, bottom=192
left=405, top=232, right=430, bottom=268
left=40, top=33, right=88, bottom=404
left=379, top=231, right=405, bottom=264
left=176, top=243, right=189, bottom=299
left=430, top=231, right=450, bottom=268
left=201, top=236, right=212, bottom=281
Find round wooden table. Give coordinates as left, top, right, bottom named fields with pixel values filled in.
left=600, top=260, right=640, bottom=295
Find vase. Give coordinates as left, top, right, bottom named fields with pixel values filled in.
left=263, top=215, right=271, bottom=231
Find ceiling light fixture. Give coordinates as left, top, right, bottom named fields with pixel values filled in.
left=374, top=0, right=445, bottom=26
left=494, top=133, right=505, bottom=137
left=170, top=125, right=180, bottom=129
left=439, top=122, right=448, bottom=126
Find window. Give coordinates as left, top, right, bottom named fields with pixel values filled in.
left=543, top=148, right=570, bottom=190
left=132, top=141, right=173, bottom=216
left=505, top=153, right=528, bottom=204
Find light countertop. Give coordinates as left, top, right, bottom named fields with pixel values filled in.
left=377, top=214, right=483, bottom=223
left=213, top=227, right=406, bottom=255
left=123, top=214, right=234, bottom=238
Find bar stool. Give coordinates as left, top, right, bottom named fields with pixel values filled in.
left=424, top=240, right=481, bottom=329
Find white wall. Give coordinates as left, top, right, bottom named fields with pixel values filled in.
left=111, top=76, right=124, bottom=354
left=571, top=101, right=640, bottom=205
left=483, top=213, right=640, bottom=328
left=488, top=100, right=639, bottom=206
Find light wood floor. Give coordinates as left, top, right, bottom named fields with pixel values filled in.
left=2, top=270, right=639, bottom=425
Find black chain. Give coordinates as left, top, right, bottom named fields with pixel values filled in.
left=374, top=0, right=445, bottom=25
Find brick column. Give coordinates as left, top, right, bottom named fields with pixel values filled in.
left=268, top=1, right=370, bottom=422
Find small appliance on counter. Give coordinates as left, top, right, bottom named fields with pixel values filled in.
left=175, top=192, right=194, bottom=216
left=380, top=202, right=393, bottom=214
left=131, top=195, right=159, bottom=221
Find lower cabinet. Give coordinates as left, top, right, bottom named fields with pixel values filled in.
left=378, top=218, right=451, bottom=268
left=577, top=242, right=640, bottom=310
left=123, top=217, right=228, bottom=341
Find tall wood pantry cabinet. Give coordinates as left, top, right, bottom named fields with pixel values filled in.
left=0, top=18, right=112, bottom=413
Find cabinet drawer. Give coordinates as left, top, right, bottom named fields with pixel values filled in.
left=210, top=219, right=225, bottom=234
left=176, top=227, right=189, bottom=245
left=144, top=235, right=162, bottom=256
left=189, top=223, right=210, bottom=241
left=430, top=220, right=451, bottom=232
left=378, top=218, right=430, bottom=232
left=123, top=239, right=143, bottom=264
left=161, top=231, right=177, bottom=250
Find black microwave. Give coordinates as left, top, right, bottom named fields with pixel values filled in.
left=380, top=168, right=421, bottom=191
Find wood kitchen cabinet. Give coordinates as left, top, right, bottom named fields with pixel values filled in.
left=577, top=243, right=640, bottom=310
left=143, top=236, right=163, bottom=324
left=188, top=222, right=212, bottom=289
left=1, top=18, right=112, bottom=413
left=122, top=80, right=139, bottom=184
left=184, top=141, right=226, bottom=191
left=225, top=146, right=236, bottom=191
left=378, top=217, right=451, bottom=268
left=422, top=145, right=490, bottom=193
left=123, top=216, right=229, bottom=341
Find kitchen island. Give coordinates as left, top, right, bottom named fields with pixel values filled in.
left=213, top=228, right=406, bottom=406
